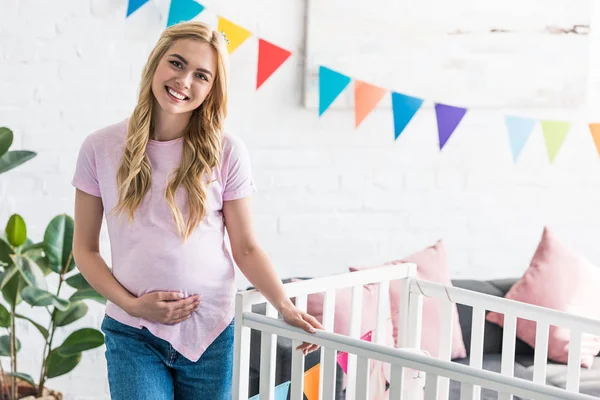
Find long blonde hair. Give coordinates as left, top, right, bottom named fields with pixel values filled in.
left=112, top=21, right=229, bottom=241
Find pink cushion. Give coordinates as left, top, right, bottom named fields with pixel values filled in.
left=298, top=278, right=394, bottom=397
left=350, top=240, right=467, bottom=360
left=486, top=227, right=600, bottom=368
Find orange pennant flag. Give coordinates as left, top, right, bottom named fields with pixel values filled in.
left=303, top=363, right=320, bottom=400
left=257, top=39, right=292, bottom=89
left=354, top=80, right=387, bottom=127
left=217, top=16, right=251, bottom=54
left=589, top=123, right=600, bottom=157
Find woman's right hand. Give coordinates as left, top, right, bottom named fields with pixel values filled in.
left=126, top=292, right=200, bottom=325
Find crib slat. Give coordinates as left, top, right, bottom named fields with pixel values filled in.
left=566, top=330, right=583, bottom=393
left=355, top=356, right=370, bottom=400
left=375, top=280, right=390, bottom=344
left=397, top=264, right=417, bottom=348
left=424, top=374, right=439, bottom=400
left=321, top=290, right=337, bottom=400
left=346, top=285, right=364, bottom=400
left=233, top=294, right=252, bottom=400
left=290, top=295, right=307, bottom=400
left=437, top=300, right=454, bottom=398
left=499, top=314, right=517, bottom=400
left=389, top=364, right=405, bottom=400
left=407, top=291, right=423, bottom=349
left=259, top=303, right=278, bottom=400
left=533, top=321, right=549, bottom=385
left=461, top=306, right=485, bottom=400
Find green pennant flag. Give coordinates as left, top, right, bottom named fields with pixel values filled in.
left=541, top=120, right=571, bottom=163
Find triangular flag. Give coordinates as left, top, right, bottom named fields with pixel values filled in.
left=126, top=0, right=149, bottom=17
left=354, top=81, right=387, bottom=127
left=336, top=331, right=373, bottom=374
left=257, top=39, right=292, bottom=89
left=167, top=0, right=204, bottom=27
left=248, top=381, right=291, bottom=400
left=319, top=66, right=351, bottom=116
left=541, top=120, right=571, bottom=163
left=391, top=92, right=423, bottom=140
left=218, top=17, right=251, bottom=54
left=588, top=123, right=600, bottom=157
left=303, top=364, right=320, bottom=400
left=504, top=115, right=536, bottom=162
left=435, top=103, right=467, bottom=150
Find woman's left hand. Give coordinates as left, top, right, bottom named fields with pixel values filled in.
left=280, top=305, right=324, bottom=355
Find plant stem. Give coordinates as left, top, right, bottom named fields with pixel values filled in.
left=37, top=252, right=71, bottom=395
left=0, top=357, right=7, bottom=400
left=9, top=306, right=15, bottom=400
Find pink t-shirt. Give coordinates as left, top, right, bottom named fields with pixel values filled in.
left=71, top=118, right=256, bottom=361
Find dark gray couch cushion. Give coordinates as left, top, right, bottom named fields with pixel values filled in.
left=451, top=279, right=534, bottom=357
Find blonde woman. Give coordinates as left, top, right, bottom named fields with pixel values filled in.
left=71, top=21, right=322, bottom=399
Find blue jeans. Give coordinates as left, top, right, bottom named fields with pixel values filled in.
left=101, top=314, right=234, bottom=400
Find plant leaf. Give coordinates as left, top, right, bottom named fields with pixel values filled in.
left=69, top=288, right=105, bottom=305
left=53, top=301, right=87, bottom=327
left=45, top=348, right=81, bottom=379
left=0, top=150, right=36, bottom=174
left=5, top=214, right=26, bottom=247
left=15, top=313, right=49, bottom=339
left=21, top=286, right=69, bottom=311
left=1, top=271, right=26, bottom=307
left=0, top=303, right=9, bottom=328
left=65, top=273, right=92, bottom=290
left=57, top=328, right=104, bottom=356
left=0, top=127, right=13, bottom=157
left=7, top=372, right=35, bottom=388
left=0, top=335, right=21, bottom=356
left=9, top=254, right=46, bottom=290
left=43, top=214, right=75, bottom=274
left=0, top=237, right=14, bottom=266
left=0, top=265, right=19, bottom=290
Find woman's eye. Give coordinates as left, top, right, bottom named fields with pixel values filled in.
left=196, top=74, right=207, bottom=81
left=170, top=60, right=182, bottom=68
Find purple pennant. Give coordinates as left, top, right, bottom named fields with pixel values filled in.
left=435, top=103, right=467, bottom=150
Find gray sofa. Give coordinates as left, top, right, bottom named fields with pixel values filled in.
left=247, top=278, right=600, bottom=399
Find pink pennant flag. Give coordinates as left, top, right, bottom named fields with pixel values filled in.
left=337, top=330, right=373, bottom=373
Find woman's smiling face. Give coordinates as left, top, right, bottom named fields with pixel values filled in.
left=151, top=38, right=217, bottom=115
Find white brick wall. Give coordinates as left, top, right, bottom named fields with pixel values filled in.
left=1, top=0, right=599, bottom=398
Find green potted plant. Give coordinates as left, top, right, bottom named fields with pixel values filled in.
left=0, top=212, right=105, bottom=400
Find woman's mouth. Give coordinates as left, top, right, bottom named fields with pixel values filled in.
left=165, top=86, right=189, bottom=102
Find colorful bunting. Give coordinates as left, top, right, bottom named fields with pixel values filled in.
left=303, top=363, right=320, bottom=400
left=257, top=39, right=292, bottom=89
left=435, top=103, right=467, bottom=150
left=337, top=330, right=373, bottom=374
left=589, top=123, right=600, bottom=157
left=248, top=381, right=291, bottom=400
left=541, top=120, right=571, bottom=163
left=126, top=0, right=149, bottom=17
left=505, top=115, right=536, bottom=162
left=218, top=17, right=251, bottom=54
left=319, top=67, right=351, bottom=116
left=391, top=92, right=423, bottom=140
left=167, top=0, right=204, bottom=27
left=354, top=81, right=387, bottom=127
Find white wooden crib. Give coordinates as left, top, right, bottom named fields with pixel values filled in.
left=232, top=264, right=600, bottom=400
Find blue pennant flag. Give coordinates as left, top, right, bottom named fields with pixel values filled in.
left=248, top=381, right=291, bottom=400
left=391, top=92, right=423, bottom=140
left=167, top=0, right=205, bottom=27
left=126, top=0, right=150, bottom=17
left=505, top=115, right=536, bottom=162
left=319, top=66, right=351, bottom=116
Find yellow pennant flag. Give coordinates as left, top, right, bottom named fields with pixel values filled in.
left=218, top=16, right=251, bottom=54
left=303, top=364, right=320, bottom=400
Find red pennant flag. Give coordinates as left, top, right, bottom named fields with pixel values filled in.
left=257, top=39, right=292, bottom=89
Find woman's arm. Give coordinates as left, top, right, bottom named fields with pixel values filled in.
left=223, top=196, right=323, bottom=354
left=72, top=189, right=198, bottom=324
